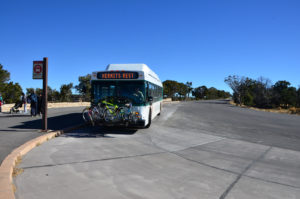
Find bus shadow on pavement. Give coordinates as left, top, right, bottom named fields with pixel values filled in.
left=63, top=126, right=138, bottom=139
left=9, top=113, right=83, bottom=131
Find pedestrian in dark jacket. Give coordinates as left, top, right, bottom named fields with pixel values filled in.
left=37, top=94, right=44, bottom=116
left=29, top=91, right=38, bottom=116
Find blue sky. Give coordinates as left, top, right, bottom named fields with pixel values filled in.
left=1, top=0, right=299, bottom=93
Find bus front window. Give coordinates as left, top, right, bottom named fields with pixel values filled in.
left=92, top=81, right=146, bottom=105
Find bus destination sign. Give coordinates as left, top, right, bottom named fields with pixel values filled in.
left=97, top=72, right=139, bottom=79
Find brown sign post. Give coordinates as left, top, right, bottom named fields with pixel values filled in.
left=42, top=57, right=48, bottom=131
left=32, top=58, right=48, bottom=131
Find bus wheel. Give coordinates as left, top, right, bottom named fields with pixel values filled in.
left=145, top=110, right=152, bottom=128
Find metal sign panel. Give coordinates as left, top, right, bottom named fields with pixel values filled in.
left=33, top=61, right=43, bottom=79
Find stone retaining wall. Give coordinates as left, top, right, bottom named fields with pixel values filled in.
left=1, top=100, right=178, bottom=113
left=1, top=102, right=90, bottom=113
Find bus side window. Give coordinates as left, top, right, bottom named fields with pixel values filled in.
left=148, top=83, right=154, bottom=100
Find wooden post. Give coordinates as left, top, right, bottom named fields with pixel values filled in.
left=42, top=57, right=48, bottom=130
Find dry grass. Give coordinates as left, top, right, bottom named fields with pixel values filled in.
left=12, top=184, right=16, bottom=193
left=229, top=101, right=300, bottom=115
left=289, top=107, right=300, bottom=114
left=12, top=168, right=24, bottom=177
left=36, top=142, right=41, bottom=147
left=12, top=156, right=24, bottom=177
left=15, top=156, right=22, bottom=167
left=229, top=101, right=237, bottom=106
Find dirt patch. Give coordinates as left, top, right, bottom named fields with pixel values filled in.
left=12, top=156, right=24, bottom=178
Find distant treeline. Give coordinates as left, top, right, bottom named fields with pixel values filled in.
left=163, top=80, right=231, bottom=100
left=0, top=64, right=22, bottom=104
left=2, top=63, right=299, bottom=107
left=26, top=83, right=74, bottom=102
left=225, top=75, right=300, bottom=108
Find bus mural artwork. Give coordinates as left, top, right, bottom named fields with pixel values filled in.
left=82, top=64, right=163, bottom=128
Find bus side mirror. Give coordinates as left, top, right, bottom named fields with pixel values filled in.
left=148, top=96, right=153, bottom=102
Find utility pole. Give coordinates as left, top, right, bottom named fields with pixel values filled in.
left=42, top=57, right=48, bottom=131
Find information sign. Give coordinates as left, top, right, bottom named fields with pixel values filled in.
left=33, top=61, right=43, bottom=79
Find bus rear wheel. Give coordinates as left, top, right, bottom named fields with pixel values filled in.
left=145, top=110, right=152, bottom=128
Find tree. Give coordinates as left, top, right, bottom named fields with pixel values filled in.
left=297, top=87, right=300, bottom=108
left=252, top=77, right=272, bottom=108
left=2, top=82, right=23, bottom=104
left=0, top=64, right=23, bottom=104
left=75, top=74, right=91, bottom=101
left=185, top=82, right=193, bottom=99
left=192, top=86, right=208, bottom=99
left=225, top=75, right=245, bottom=105
left=26, top=88, right=35, bottom=95
left=192, top=86, right=230, bottom=100
left=0, top=64, right=10, bottom=84
left=271, top=81, right=297, bottom=108
left=286, top=87, right=297, bottom=107
left=47, top=86, right=60, bottom=102
left=163, top=80, right=179, bottom=98
left=217, top=90, right=231, bottom=99
left=239, top=78, right=257, bottom=106
left=60, top=83, right=73, bottom=102
left=206, top=87, right=219, bottom=99
left=177, top=82, right=188, bottom=99
left=35, top=88, right=43, bottom=96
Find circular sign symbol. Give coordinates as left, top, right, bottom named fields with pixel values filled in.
left=34, top=65, right=42, bottom=73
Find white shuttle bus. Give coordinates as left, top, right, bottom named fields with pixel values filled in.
left=90, top=64, right=163, bottom=128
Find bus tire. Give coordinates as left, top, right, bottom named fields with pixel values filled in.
left=145, top=110, right=152, bottom=128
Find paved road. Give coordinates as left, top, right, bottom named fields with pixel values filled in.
left=14, top=101, right=300, bottom=199
left=0, top=107, right=85, bottom=164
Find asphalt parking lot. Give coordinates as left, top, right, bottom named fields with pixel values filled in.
left=14, top=101, right=300, bottom=199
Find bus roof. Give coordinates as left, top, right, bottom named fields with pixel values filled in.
left=92, top=63, right=162, bottom=87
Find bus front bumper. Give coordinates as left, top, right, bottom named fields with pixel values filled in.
left=96, top=120, right=146, bottom=128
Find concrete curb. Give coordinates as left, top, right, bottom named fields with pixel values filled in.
left=0, top=124, right=86, bottom=199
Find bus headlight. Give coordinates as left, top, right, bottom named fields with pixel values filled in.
left=131, top=112, right=141, bottom=122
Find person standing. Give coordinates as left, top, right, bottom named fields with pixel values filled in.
left=21, top=93, right=27, bottom=113
left=29, top=91, right=38, bottom=116
left=37, top=94, right=43, bottom=116
left=0, top=93, right=3, bottom=113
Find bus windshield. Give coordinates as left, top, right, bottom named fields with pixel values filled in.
left=91, top=80, right=146, bottom=106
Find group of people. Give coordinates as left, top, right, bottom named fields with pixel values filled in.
left=22, top=92, right=44, bottom=117
left=0, top=91, right=44, bottom=116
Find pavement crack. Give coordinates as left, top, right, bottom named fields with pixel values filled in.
left=171, top=151, right=240, bottom=175
left=145, top=133, right=238, bottom=175
left=22, top=151, right=166, bottom=170
left=244, top=175, right=300, bottom=190
left=218, top=146, right=273, bottom=199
